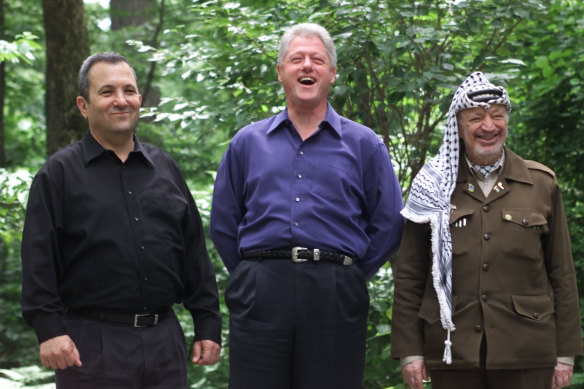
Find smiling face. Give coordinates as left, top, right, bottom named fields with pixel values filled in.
left=458, top=104, right=508, bottom=165
left=76, top=61, right=142, bottom=141
left=277, top=35, right=336, bottom=111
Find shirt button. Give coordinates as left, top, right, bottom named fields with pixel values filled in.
left=522, top=218, right=529, bottom=226
left=299, top=150, right=304, bottom=155
left=297, top=174, right=302, bottom=179
left=482, top=263, right=489, bottom=271
left=295, top=197, right=300, bottom=202
left=140, top=245, right=145, bottom=250
left=533, top=312, right=539, bottom=319
left=474, top=324, right=482, bottom=332
left=481, top=294, right=488, bottom=302
left=483, top=233, right=490, bottom=241
left=294, top=222, right=299, bottom=227
left=127, top=190, right=133, bottom=195
left=482, top=205, right=490, bottom=212
left=134, top=217, right=140, bottom=222
left=144, top=276, right=148, bottom=282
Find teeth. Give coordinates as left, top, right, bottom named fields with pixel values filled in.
left=299, top=77, right=315, bottom=85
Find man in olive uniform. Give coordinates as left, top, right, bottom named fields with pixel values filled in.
left=391, top=72, right=582, bottom=389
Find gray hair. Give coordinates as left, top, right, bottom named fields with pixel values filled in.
left=78, top=52, right=138, bottom=102
left=277, top=23, right=336, bottom=68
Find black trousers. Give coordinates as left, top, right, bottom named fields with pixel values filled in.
left=55, top=310, right=187, bottom=389
left=226, top=259, right=370, bottom=389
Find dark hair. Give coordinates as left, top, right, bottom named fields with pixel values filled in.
left=78, top=52, right=138, bottom=102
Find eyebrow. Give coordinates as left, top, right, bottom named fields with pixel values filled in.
left=97, top=83, right=137, bottom=92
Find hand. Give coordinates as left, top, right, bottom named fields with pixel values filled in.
left=39, top=335, right=82, bottom=370
left=192, top=339, right=221, bottom=365
left=552, top=362, right=573, bottom=389
left=402, top=359, right=428, bottom=389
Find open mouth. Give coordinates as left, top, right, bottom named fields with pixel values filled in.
left=298, top=77, right=316, bottom=85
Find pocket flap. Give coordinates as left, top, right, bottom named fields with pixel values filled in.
left=512, top=295, right=554, bottom=321
left=450, top=209, right=474, bottom=225
left=501, top=209, right=547, bottom=228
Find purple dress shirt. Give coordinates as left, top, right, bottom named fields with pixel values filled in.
left=210, top=104, right=403, bottom=278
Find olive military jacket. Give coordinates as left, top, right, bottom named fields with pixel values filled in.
left=391, top=147, right=582, bottom=370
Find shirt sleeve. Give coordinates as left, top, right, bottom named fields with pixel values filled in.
left=180, top=181, right=222, bottom=344
left=209, top=143, right=245, bottom=273
left=21, top=165, right=68, bottom=344
left=360, top=142, right=404, bottom=278
left=391, top=221, right=431, bottom=359
left=545, top=180, right=583, bottom=357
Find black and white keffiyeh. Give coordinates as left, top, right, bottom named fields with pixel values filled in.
left=401, top=72, right=511, bottom=364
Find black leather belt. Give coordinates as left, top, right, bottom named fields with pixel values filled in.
left=243, top=247, right=354, bottom=266
left=66, top=308, right=170, bottom=327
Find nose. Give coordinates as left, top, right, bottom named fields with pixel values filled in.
left=301, top=57, right=313, bottom=71
left=112, top=90, right=128, bottom=106
left=482, top=115, right=496, bottom=130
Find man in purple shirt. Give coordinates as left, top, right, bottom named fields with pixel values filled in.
left=210, top=23, right=403, bottom=389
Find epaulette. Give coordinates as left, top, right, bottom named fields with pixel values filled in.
left=524, top=160, right=556, bottom=179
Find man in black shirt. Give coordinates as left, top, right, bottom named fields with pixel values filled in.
left=21, top=52, right=221, bottom=388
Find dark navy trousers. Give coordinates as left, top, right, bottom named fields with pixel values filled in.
left=55, top=310, right=187, bottom=389
left=226, top=259, right=370, bottom=389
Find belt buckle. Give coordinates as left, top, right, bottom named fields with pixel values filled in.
left=134, top=313, right=159, bottom=327
left=291, top=247, right=308, bottom=263
left=342, top=255, right=353, bottom=266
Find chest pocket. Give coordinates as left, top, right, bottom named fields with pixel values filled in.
left=501, top=209, right=548, bottom=260
left=449, top=209, right=475, bottom=255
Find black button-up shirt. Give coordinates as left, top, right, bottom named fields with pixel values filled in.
left=21, top=132, right=221, bottom=344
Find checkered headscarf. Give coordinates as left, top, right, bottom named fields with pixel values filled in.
left=401, top=72, right=511, bottom=364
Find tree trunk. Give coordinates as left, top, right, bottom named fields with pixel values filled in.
left=110, top=0, right=157, bottom=30
left=42, top=0, right=90, bottom=156
left=110, top=0, right=160, bottom=107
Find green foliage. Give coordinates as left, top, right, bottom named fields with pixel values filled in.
left=0, top=169, right=38, bottom=370
left=0, top=32, right=40, bottom=64
left=0, top=366, right=54, bottom=388
left=2, top=0, right=46, bottom=169
left=2, top=0, right=584, bottom=387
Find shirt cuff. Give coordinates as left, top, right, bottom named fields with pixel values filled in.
left=557, top=356, right=574, bottom=366
left=401, top=355, right=424, bottom=368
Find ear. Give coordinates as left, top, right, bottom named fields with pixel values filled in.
left=76, top=96, right=89, bottom=118
left=277, top=64, right=283, bottom=83
left=330, top=67, right=336, bottom=84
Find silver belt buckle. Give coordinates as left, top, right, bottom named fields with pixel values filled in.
left=134, top=313, right=159, bottom=327
left=291, top=247, right=308, bottom=263
left=342, top=255, right=353, bottom=266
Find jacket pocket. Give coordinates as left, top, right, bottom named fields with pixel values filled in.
left=512, top=294, right=554, bottom=321
left=418, top=295, right=459, bottom=325
left=449, top=209, right=475, bottom=255
left=501, top=209, right=548, bottom=260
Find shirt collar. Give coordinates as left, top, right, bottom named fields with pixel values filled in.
left=266, top=103, right=343, bottom=138
left=458, top=147, right=533, bottom=185
left=465, top=152, right=505, bottom=182
left=82, top=132, right=155, bottom=168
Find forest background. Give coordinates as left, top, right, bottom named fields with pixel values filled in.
left=0, top=0, right=583, bottom=388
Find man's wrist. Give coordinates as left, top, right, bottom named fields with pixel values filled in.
left=557, top=356, right=574, bottom=366
left=401, top=355, right=424, bottom=368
